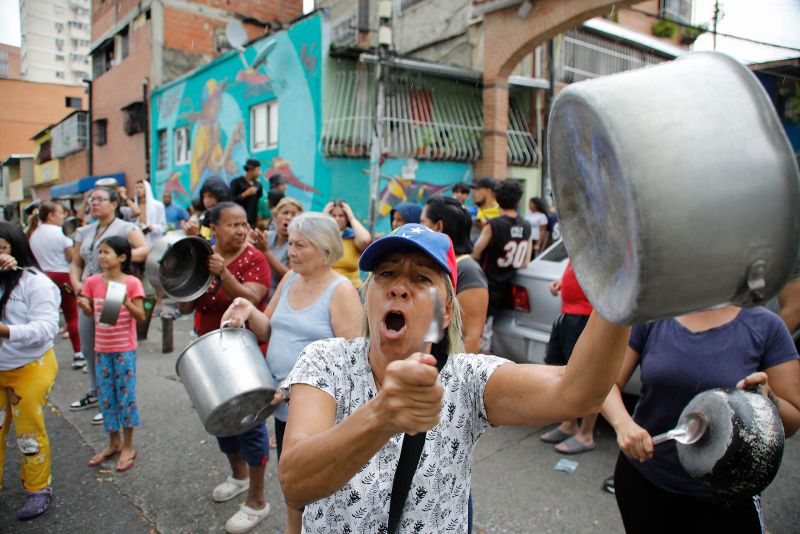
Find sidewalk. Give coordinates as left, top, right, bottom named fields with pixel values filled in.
left=2, top=315, right=286, bottom=534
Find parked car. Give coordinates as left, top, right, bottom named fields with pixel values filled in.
left=491, top=240, right=642, bottom=395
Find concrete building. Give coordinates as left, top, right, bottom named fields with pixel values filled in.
left=83, top=0, right=303, bottom=195
left=0, top=44, right=22, bottom=79
left=31, top=110, right=89, bottom=201
left=19, top=0, right=92, bottom=85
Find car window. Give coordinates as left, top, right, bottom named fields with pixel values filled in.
left=538, top=240, right=567, bottom=262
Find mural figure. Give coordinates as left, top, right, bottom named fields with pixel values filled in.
left=377, top=174, right=451, bottom=217
left=185, top=79, right=243, bottom=193
left=266, top=157, right=320, bottom=194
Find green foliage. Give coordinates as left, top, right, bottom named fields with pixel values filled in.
left=651, top=18, right=678, bottom=38
left=680, top=24, right=707, bottom=44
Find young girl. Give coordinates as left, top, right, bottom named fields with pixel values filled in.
left=77, top=236, right=145, bottom=472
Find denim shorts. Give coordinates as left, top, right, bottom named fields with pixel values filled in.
left=216, top=422, right=270, bottom=467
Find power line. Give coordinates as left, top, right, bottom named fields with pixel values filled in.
left=629, top=6, right=800, bottom=53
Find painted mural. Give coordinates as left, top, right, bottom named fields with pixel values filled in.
left=150, top=12, right=473, bottom=234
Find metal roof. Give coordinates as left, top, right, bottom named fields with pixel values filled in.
left=581, top=18, right=687, bottom=59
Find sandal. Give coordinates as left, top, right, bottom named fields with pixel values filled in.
left=540, top=428, right=574, bottom=444
left=115, top=450, right=138, bottom=472
left=225, top=503, right=271, bottom=534
left=88, top=447, right=120, bottom=466
left=555, top=436, right=597, bottom=455
left=17, top=487, right=53, bottom=520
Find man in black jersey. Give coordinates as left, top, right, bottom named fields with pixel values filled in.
left=471, top=180, right=532, bottom=350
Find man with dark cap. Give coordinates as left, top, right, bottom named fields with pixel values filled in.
left=230, top=158, right=264, bottom=227
left=257, top=173, right=288, bottom=230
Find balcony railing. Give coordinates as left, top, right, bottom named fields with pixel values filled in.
left=557, top=29, right=667, bottom=84
left=322, top=65, right=540, bottom=166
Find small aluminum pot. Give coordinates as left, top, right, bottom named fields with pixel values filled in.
left=548, top=51, right=800, bottom=324
left=145, top=232, right=214, bottom=302
left=62, top=216, right=79, bottom=238
left=99, top=280, right=127, bottom=325
left=176, top=326, right=276, bottom=437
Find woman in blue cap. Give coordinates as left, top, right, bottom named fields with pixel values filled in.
left=389, top=203, right=422, bottom=230
left=274, top=223, right=631, bottom=533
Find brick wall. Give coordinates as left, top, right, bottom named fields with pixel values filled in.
left=0, top=79, right=86, bottom=161
left=59, top=149, right=88, bottom=185
left=91, top=17, right=152, bottom=188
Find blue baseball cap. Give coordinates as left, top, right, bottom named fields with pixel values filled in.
left=359, top=223, right=457, bottom=288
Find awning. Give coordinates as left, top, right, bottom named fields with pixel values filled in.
left=49, top=173, right=125, bottom=198
left=322, top=63, right=541, bottom=166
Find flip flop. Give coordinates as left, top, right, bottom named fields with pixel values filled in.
left=540, top=428, right=574, bottom=444
left=555, top=436, right=597, bottom=455
left=88, top=448, right=120, bottom=467
left=115, top=451, right=138, bottom=472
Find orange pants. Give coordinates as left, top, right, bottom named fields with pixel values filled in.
left=0, top=349, right=58, bottom=491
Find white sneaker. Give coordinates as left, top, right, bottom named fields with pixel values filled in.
left=224, top=503, right=270, bottom=534
left=212, top=476, right=250, bottom=502
left=92, top=412, right=104, bottom=425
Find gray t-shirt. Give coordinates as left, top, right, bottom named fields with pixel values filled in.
left=266, top=271, right=347, bottom=421
left=76, top=218, right=138, bottom=280
left=456, top=256, right=488, bottom=293
left=267, top=230, right=289, bottom=295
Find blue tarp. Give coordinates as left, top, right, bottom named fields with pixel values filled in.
left=49, top=173, right=125, bottom=198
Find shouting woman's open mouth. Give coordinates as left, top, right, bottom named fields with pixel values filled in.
left=381, top=310, right=407, bottom=340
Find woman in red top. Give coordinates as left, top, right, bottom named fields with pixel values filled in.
left=539, top=260, right=598, bottom=454
left=178, top=202, right=271, bottom=533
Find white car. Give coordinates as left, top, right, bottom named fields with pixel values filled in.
left=491, top=240, right=642, bottom=395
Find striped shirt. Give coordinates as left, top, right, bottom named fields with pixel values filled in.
left=81, top=274, right=145, bottom=353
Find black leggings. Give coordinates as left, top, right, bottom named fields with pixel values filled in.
left=614, top=453, right=764, bottom=534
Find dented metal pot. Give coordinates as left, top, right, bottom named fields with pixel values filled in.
left=675, top=387, right=784, bottom=499
left=548, top=51, right=800, bottom=324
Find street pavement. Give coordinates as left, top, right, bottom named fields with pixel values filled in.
left=2, top=315, right=799, bottom=533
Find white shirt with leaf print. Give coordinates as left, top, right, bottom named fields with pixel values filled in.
left=281, top=336, right=510, bottom=534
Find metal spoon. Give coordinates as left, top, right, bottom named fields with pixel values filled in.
left=653, top=412, right=709, bottom=445
left=421, top=287, right=444, bottom=351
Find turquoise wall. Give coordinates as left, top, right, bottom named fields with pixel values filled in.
left=150, top=12, right=472, bottom=234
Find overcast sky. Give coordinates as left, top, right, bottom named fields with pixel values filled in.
left=1, top=0, right=798, bottom=63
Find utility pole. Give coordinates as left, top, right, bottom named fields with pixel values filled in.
left=367, top=1, right=393, bottom=234
left=712, top=0, right=720, bottom=50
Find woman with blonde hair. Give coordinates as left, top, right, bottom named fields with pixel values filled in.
left=222, top=211, right=363, bottom=533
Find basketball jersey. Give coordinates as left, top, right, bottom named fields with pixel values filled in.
left=481, top=215, right=532, bottom=290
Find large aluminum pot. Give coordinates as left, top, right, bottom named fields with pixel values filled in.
left=145, top=232, right=214, bottom=302
left=548, top=51, right=800, bottom=324
left=176, top=326, right=276, bottom=437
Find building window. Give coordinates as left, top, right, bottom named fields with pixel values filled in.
left=55, top=38, right=64, bottom=51
left=659, top=0, right=692, bottom=24
left=157, top=130, right=168, bottom=170
left=55, top=22, right=64, bottom=33
left=250, top=101, right=278, bottom=152
left=56, top=54, right=65, bottom=62
left=55, top=71, right=65, bottom=79
left=94, top=119, right=107, bottom=146
left=36, top=140, right=52, bottom=164
left=116, top=27, right=129, bottom=60
left=174, top=126, right=191, bottom=165
left=66, top=96, right=82, bottom=108
left=122, top=101, right=146, bottom=136
left=400, top=0, right=427, bottom=12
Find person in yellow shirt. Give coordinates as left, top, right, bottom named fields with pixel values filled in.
left=324, top=200, right=372, bottom=288
left=469, top=177, right=500, bottom=241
